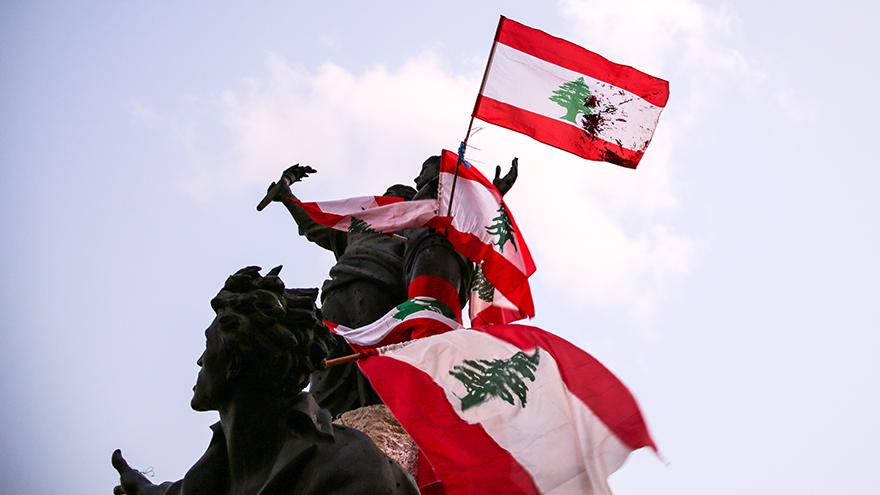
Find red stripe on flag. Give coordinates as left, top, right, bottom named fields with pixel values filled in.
left=479, top=324, right=657, bottom=452
left=474, top=96, right=645, bottom=168
left=408, top=274, right=463, bottom=325
left=470, top=304, right=528, bottom=328
left=446, top=226, right=535, bottom=318
left=375, top=196, right=406, bottom=206
left=495, top=17, right=669, bottom=108
left=289, top=199, right=349, bottom=227
left=360, top=355, right=542, bottom=495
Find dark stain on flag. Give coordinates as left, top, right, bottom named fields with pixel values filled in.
left=602, top=148, right=638, bottom=169
left=579, top=89, right=632, bottom=138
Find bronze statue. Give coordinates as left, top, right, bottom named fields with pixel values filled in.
left=263, top=156, right=517, bottom=414
left=112, top=266, right=419, bottom=495
left=402, top=155, right=518, bottom=322
left=266, top=169, right=415, bottom=416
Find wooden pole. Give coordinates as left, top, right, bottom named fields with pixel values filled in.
left=324, top=350, right=377, bottom=367
left=446, top=16, right=504, bottom=217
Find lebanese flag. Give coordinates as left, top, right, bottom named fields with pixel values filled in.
left=439, top=150, right=536, bottom=324
left=327, top=296, right=463, bottom=350
left=468, top=263, right=527, bottom=327
left=289, top=195, right=442, bottom=234
left=358, top=324, right=657, bottom=495
left=473, top=16, right=669, bottom=168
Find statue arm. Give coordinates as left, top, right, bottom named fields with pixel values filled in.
left=112, top=450, right=180, bottom=495
left=268, top=180, right=348, bottom=254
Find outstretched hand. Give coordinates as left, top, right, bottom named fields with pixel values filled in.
left=493, top=157, right=518, bottom=197
left=259, top=164, right=315, bottom=210
left=112, top=450, right=160, bottom=495
left=280, top=164, right=317, bottom=184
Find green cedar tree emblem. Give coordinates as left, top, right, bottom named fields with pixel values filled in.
left=549, top=76, right=594, bottom=123
left=485, top=202, right=517, bottom=253
left=471, top=264, right=495, bottom=303
left=392, top=298, right=457, bottom=321
left=449, top=349, right=540, bottom=411
left=348, top=216, right=379, bottom=234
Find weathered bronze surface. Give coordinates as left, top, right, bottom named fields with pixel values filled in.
left=112, top=266, right=418, bottom=495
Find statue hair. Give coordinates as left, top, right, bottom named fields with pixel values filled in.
left=209, top=265, right=334, bottom=400
left=383, top=184, right=417, bottom=201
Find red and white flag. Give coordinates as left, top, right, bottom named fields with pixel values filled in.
left=289, top=195, right=441, bottom=234
left=473, top=16, right=669, bottom=168
left=358, top=323, right=657, bottom=495
left=328, top=296, right=463, bottom=350
left=438, top=150, right=536, bottom=324
left=287, top=151, right=536, bottom=325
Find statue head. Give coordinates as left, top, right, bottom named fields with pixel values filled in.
left=191, top=266, right=334, bottom=412
left=383, top=184, right=417, bottom=201
left=413, top=156, right=440, bottom=191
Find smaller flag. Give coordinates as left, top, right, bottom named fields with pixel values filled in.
left=439, top=150, right=536, bottom=324
left=469, top=263, right=527, bottom=326
left=472, top=16, right=669, bottom=168
left=327, top=296, right=463, bottom=350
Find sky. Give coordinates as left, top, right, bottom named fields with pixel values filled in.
left=1, top=0, right=878, bottom=493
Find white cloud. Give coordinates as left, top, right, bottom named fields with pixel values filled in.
left=560, top=0, right=764, bottom=122
left=180, top=52, right=479, bottom=200
left=129, top=100, right=160, bottom=123
left=559, top=0, right=743, bottom=75
left=178, top=1, right=735, bottom=320
left=774, top=88, right=817, bottom=122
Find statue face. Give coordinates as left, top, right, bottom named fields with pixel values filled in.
left=413, top=158, right=440, bottom=191
left=191, top=318, right=233, bottom=411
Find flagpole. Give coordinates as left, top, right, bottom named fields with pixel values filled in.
left=446, top=16, right=506, bottom=217
left=324, top=340, right=415, bottom=367
left=325, top=349, right=378, bottom=367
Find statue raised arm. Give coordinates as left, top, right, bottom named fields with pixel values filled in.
left=260, top=163, right=417, bottom=417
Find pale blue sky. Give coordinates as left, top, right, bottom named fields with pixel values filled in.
left=1, top=1, right=878, bottom=494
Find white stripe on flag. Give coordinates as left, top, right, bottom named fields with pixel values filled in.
left=483, top=43, right=664, bottom=153
left=313, top=196, right=386, bottom=215
left=381, top=329, right=633, bottom=495
left=333, top=299, right=462, bottom=347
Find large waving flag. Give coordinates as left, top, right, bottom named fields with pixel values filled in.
left=472, top=16, right=669, bottom=168
left=439, top=150, right=536, bottom=324
left=357, top=322, right=657, bottom=495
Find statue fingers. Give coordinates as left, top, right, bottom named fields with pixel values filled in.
left=111, top=449, right=130, bottom=474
